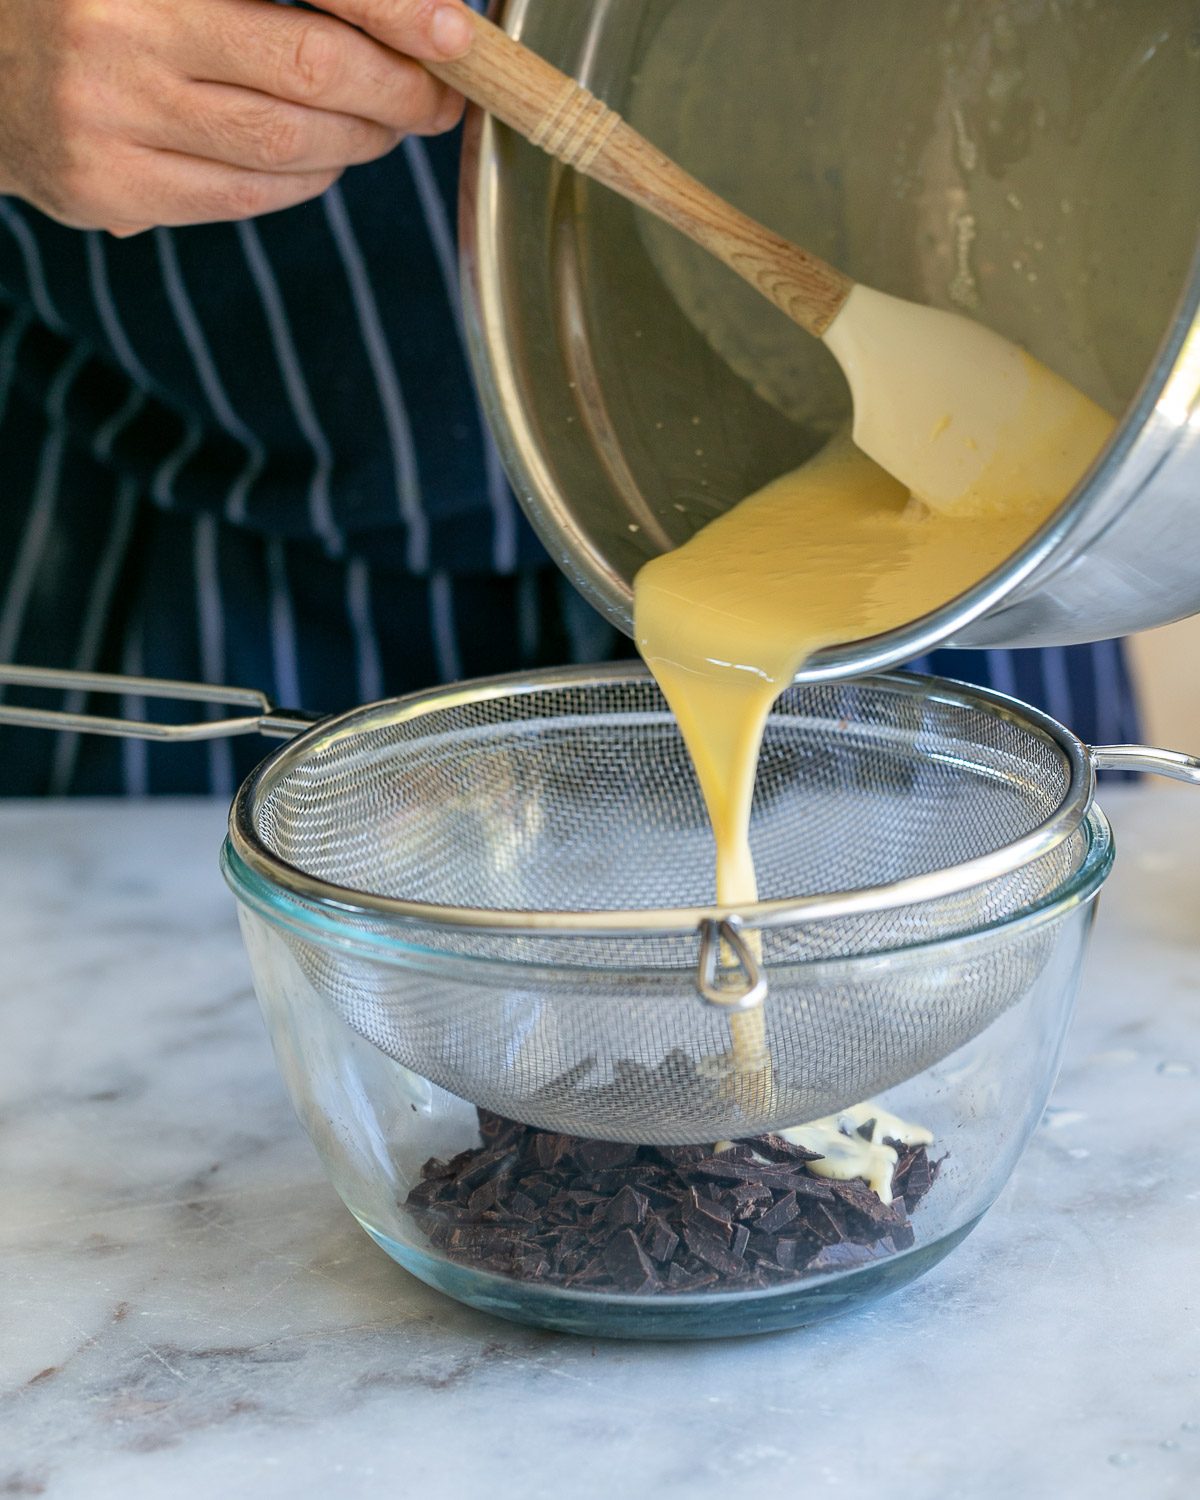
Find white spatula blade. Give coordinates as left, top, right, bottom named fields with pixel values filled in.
left=823, top=285, right=1115, bottom=515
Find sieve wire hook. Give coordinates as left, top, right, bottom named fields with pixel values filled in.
left=696, top=915, right=768, bottom=1012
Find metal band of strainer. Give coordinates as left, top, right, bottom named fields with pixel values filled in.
left=227, top=664, right=1097, bottom=944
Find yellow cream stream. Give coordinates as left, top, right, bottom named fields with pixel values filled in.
left=634, top=403, right=1114, bottom=1173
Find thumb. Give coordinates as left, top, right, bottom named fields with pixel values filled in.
left=318, top=0, right=476, bottom=63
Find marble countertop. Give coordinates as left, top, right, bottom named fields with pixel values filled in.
left=2, top=789, right=1199, bottom=1499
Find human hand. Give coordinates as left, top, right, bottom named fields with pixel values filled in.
left=0, top=0, right=476, bottom=233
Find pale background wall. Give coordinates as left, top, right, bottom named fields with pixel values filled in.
left=1130, top=617, right=1200, bottom=750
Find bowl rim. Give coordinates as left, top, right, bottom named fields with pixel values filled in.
left=225, top=664, right=1104, bottom=943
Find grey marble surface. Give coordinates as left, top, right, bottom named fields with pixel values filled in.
left=2, top=791, right=1199, bottom=1500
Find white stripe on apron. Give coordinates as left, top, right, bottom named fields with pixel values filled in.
left=119, top=616, right=149, bottom=797
left=154, top=229, right=266, bottom=524
left=193, top=512, right=236, bottom=796
left=402, top=138, right=518, bottom=573
left=345, top=555, right=384, bottom=704
left=429, top=569, right=462, bottom=681
left=86, top=232, right=157, bottom=388
left=322, top=184, right=429, bottom=572
left=265, top=537, right=302, bottom=710
left=48, top=475, right=140, bottom=793
left=0, top=344, right=89, bottom=667
left=236, top=219, right=341, bottom=555
left=0, top=199, right=66, bottom=332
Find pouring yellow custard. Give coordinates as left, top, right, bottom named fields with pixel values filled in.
left=634, top=400, right=1114, bottom=1115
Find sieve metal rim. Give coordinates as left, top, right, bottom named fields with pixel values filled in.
left=221, top=804, right=1112, bottom=976
left=228, top=664, right=1095, bottom=937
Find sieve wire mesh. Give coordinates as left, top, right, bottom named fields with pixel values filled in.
left=234, top=671, right=1097, bottom=1141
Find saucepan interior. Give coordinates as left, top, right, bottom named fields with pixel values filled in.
left=462, top=0, right=1200, bottom=655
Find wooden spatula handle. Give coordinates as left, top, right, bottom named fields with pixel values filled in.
left=428, top=10, right=853, bottom=338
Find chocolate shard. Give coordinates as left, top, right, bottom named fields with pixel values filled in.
left=602, top=1229, right=660, bottom=1292
left=728, top=1182, right=774, bottom=1216
left=772, top=1237, right=800, bottom=1271
left=830, top=1180, right=908, bottom=1236
left=682, top=1221, right=743, bottom=1276
left=789, top=1174, right=836, bottom=1201
left=755, top=1191, right=800, bottom=1234
left=683, top=1196, right=732, bottom=1244
left=698, top=1157, right=827, bottom=1192
left=572, top=1138, right=641, bottom=1172
left=807, top=1241, right=881, bottom=1273
left=455, top=1147, right=517, bottom=1193
left=477, top=1110, right=512, bottom=1144
left=890, top=1223, right=916, bottom=1252
left=807, top=1201, right=850, bottom=1246
left=855, top=1117, right=878, bottom=1142
left=418, top=1155, right=455, bottom=1182
left=688, top=1187, right=734, bottom=1226
left=466, top=1178, right=501, bottom=1216
left=518, top=1174, right=557, bottom=1206
left=405, top=1177, right=445, bottom=1208
left=692, top=1156, right=764, bottom=1182
left=654, top=1143, right=709, bottom=1168
left=642, top=1214, right=680, bottom=1263
left=750, top=1133, right=823, bottom=1164
left=893, top=1146, right=935, bottom=1207
left=533, top=1133, right=573, bottom=1171
left=603, top=1184, right=649, bottom=1229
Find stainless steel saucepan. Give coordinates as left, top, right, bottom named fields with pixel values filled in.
left=460, top=0, right=1200, bottom=677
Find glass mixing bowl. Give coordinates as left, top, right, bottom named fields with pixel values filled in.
left=219, top=667, right=1116, bottom=1340
left=224, top=820, right=1108, bottom=1339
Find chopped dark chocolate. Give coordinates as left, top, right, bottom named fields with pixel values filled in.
left=688, top=1186, right=734, bottom=1227
left=454, top=1147, right=517, bottom=1193
left=534, top=1133, right=572, bottom=1171
left=603, top=1184, right=648, bottom=1228
left=807, top=1241, right=882, bottom=1273
left=572, top=1139, right=641, bottom=1173
left=756, top=1191, right=800, bottom=1234
left=751, top=1133, right=823, bottom=1164
left=404, top=1112, right=941, bottom=1296
left=642, top=1214, right=681, bottom=1263
left=771, top=1237, right=800, bottom=1271
left=602, top=1229, right=660, bottom=1292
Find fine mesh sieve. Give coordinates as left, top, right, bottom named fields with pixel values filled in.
left=223, top=667, right=1107, bottom=1142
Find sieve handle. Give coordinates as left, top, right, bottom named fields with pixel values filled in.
left=1090, top=744, right=1200, bottom=784
left=696, top=916, right=767, bottom=1012
left=0, top=665, right=319, bottom=742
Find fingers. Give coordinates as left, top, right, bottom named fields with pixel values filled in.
left=94, top=145, right=343, bottom=231
left=150, top=82, right=401, bottom=175
left=171, top=0, right=466, bottom=135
